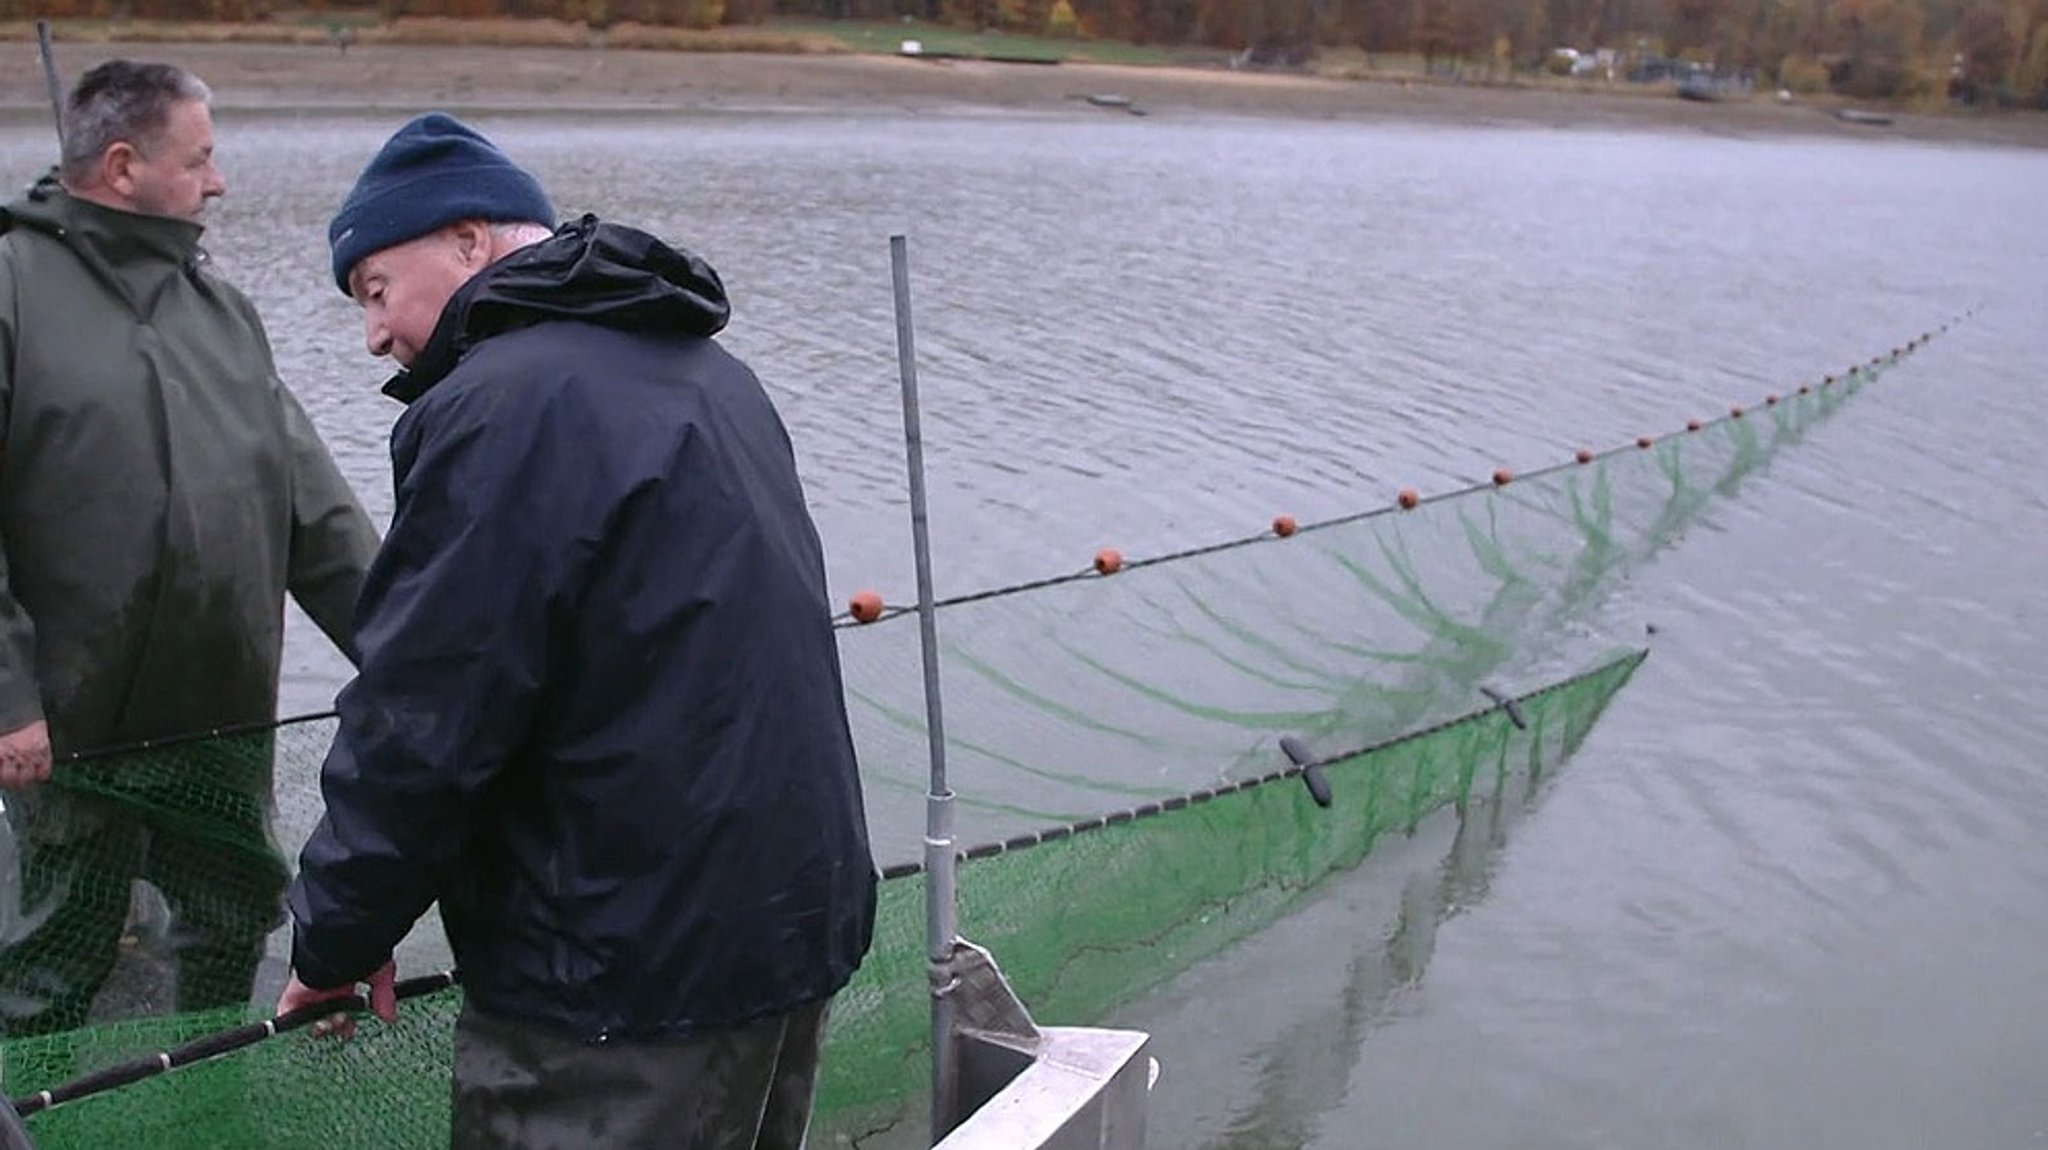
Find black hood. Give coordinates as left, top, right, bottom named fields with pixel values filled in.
left=387, top=214, right=730, bottom=403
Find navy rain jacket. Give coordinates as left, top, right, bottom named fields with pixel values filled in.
left=288, top=216, right=877, bottom=1041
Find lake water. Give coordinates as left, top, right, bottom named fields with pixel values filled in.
left=4, top=106, right=2045, bottom=1148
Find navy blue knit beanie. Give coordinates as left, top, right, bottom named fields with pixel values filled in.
left=327, top=112, right=556, bottom=295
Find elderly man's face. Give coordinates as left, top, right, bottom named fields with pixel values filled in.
left=124, top=99, right=226, bottom=222
left=346, top=226, right=483, bottom=368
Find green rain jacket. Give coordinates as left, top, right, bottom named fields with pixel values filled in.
left=0, top=179, right=377, bottom=754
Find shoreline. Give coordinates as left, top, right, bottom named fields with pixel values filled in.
left=3, top=39, right=2046, bottom=149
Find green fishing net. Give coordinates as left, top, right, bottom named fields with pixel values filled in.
left=0, top=350, right=1907, bottom=1147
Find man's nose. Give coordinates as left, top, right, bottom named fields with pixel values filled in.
left=365, top=316, right=393, bottom=358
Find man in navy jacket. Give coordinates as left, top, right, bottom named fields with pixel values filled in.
left=279, top=113, right=876, bottom=1150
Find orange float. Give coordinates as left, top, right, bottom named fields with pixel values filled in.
left=848, top=590, right=885, bottom=623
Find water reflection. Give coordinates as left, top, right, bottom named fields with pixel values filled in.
left=1163, top=701, right=1582, bottom=1150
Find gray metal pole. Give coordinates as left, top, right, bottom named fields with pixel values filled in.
left=890, top=234, right=959, bottom=1148
left=35, top=21, right=65, bottom=154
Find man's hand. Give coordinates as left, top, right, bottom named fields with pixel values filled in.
left=276, top=959, right=399, bottom=1039
left=0, top=720, right=51, bottom=792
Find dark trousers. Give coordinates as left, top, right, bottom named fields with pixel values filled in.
left=0, top=785, right=288, bottom=1037
left=451, top=998, right=832, bottom=1150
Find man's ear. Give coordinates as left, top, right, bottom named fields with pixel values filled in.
left=449, top=218, right=493, bottom=268
left=98, top=142, right=143, bottom=199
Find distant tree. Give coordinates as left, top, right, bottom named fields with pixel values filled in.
left=998, top=0, right=1051, bottom=30
left=1914, top=0, right=1973, bottom=41
left=1520, top=0, right=1558, bottom=62
left=1666, top=0, right=1729, bottom=56
left=2024, top=25, right=2048, bottom=96
left=2019, top=14, right=2048, bottom=98
left=1745, top=0, right=1804, bottom=76
left=1345, top=0, right=1410, bottom=50
left=1415, top=0, right=1488, bottom=67
left=1777, top=49, right=1835, bottom=83
left=1600, top=0, right=1654, bottom=43
left=1952, top=0, right=2016, bottom=94
left=941, top=0, right=994, bottom=27
left=1827, top=0, right=1926, bottom=94
left=1105, top=0, right=1144, bottom=39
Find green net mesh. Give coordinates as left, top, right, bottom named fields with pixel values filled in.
left=818, top=651, right=1643, bottom=1145
left=0, top=353, right=1902, bottom=1146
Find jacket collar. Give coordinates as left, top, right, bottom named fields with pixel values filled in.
left=379, top=266, right=490, bottom=406
left=4, top=175, right=208, bottom=269
left=378, top=220, right=580, bottom=406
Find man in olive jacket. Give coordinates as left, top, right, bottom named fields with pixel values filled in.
left=0, top=61, right=377, bottom=1034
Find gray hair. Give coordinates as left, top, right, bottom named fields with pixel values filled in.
left=59, top=60, right=211, bottom=184
left=490, top=222, right=556, bottom=247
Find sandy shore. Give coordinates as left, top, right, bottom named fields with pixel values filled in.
left=4, top=38, right=2046, bottom=149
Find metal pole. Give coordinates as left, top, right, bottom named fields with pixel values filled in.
left=36, top=21, right=65, bottom=155
left=891, top=234, right=958, bottom=1148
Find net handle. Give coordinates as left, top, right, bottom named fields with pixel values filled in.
left=51, top=712, right=340, bottom=768
left=8, top=970, right=459, bottom=1120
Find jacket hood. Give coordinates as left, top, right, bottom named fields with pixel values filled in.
left=2, top=173, right=209, bottom=274
left=388, top=215, right=730, bottom=402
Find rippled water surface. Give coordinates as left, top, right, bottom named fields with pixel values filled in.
left=5, top=107, right=2044, bottom=1148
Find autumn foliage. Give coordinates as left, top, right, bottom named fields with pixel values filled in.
left=9, top=0, right=2048, bottom=103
